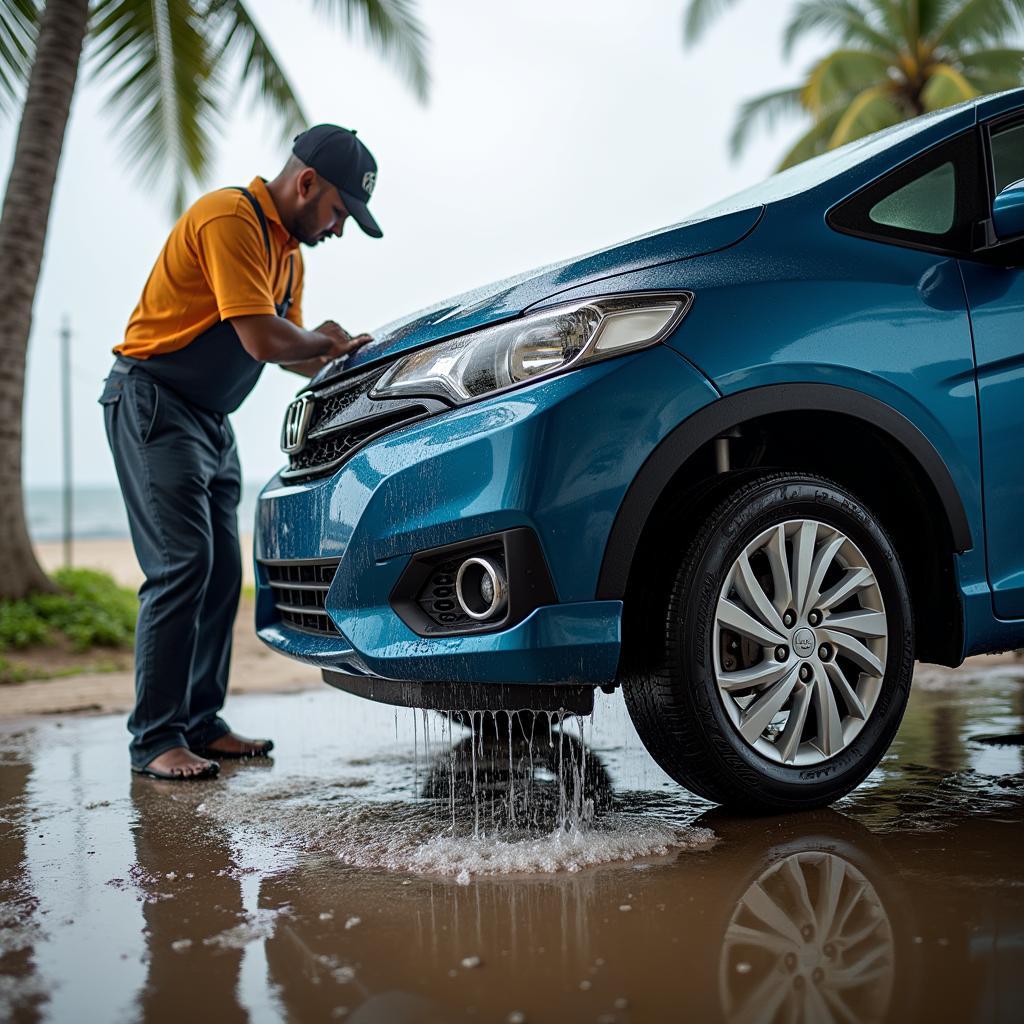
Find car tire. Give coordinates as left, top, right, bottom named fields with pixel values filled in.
left=624, top=472, right=914, bottom=812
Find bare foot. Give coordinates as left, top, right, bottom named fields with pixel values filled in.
left=140, top=747, right=219, bottom=779
left=202, top=731, right=274, bottom=758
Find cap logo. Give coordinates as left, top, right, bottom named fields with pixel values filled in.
left=362, top=171, right=376, bottom=196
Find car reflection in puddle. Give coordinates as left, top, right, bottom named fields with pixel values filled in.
left=0, top=666, right=1023, bottom=1022
left=718, top=830, right=896, bottom=1024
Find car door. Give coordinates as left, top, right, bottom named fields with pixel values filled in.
left=959, top=115, right=1024, bottom=619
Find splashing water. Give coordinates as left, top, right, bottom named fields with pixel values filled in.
left=203, top=782, right=711, bottom=879
left=203, top=705, right=714, bottom=879
left=421, top=709, right=605, bottom=837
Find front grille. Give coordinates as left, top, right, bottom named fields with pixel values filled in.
left=264, top=559, right=340, bottom=635
left=308, top=368, right=380, bottom=434
left=286, top=409, right=425, bottom=476
left=281, top=366, right=428, bottom=481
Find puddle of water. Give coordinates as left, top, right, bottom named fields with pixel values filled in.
left=198, top=708, right=713, bottom=881
left=0, top=660, right=1023, bottom=1022
left=204, top=782, right=711, bottom=881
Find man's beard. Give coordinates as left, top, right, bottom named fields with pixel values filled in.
left=292, top=201, right=331, bottom=245
left=293, top=205, right=326, bottom=246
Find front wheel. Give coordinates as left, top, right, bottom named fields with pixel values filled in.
left=624, top=472, right=914, bottom=812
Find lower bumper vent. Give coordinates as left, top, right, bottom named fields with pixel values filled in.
left=263, top=559, right=341, bottom=635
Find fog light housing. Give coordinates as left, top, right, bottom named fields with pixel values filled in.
left=456, top=557, right=508, bottom=620
left=390, top=528, right=557, bottom=637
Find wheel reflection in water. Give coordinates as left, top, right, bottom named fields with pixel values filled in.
left=719, top=851, right=894, bottom=1024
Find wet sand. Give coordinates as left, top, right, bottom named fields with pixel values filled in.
left=1, top=662, right=1023, bottom=1023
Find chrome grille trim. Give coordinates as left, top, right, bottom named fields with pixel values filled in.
left=279, top=364, right=433, bottom=482
left=281, top=407, right=428, bottom=481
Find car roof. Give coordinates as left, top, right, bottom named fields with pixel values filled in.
left=976, top=87, right=1024, bottom=120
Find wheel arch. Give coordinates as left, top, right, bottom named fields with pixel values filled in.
left=603, top=383, right=971, bottom=669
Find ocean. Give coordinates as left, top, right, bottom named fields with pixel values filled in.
left=27, top=484, right=264, bottom=542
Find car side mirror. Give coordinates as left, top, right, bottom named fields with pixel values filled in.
left=993, top=180, right=1024, bottom=240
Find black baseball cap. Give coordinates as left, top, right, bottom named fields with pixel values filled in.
left=292, top=124, right=382, bottom=239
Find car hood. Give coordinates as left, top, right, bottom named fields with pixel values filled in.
left=311, top=204, right=762, bottom=386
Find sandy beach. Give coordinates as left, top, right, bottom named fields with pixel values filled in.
left=3, top=536, right=319, bottom=718
left=35, top=533, right=259, bottom=590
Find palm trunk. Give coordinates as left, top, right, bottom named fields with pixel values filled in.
left=0, top=0, right=90, bottom=599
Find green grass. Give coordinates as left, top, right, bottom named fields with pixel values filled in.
left=0, top=656, right=125, bottom=685
left=0, top=568, right=137, bottom=654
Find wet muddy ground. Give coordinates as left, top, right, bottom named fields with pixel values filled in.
left=1, top=661, right=1023, bottom=1024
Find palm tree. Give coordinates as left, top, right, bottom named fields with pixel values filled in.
left=0, top=0, right=428, bottom=599
left=683, top=0, right=1024, bottom=168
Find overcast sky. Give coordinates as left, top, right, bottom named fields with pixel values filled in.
left=13, top=0, right=823, bottom=487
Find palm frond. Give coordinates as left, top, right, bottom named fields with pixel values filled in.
left=90, top=0, right=222, bottom=216
left=208, top=0, right=307, bottom=143
left=933, top=0, right=1024, bottom=48
left=802, top=47, right=891, bottom=114
left=877, top=0, right=912, bottom=42
left=777, top=108, right=845, bottom=168
left=957, top=45, right=1024, bottom=88
left=783, top=0, right=900, bottom=60
left=682, top=0, right=744, bottom=46
left=922, top=60, right=982, bottom=106
left=0, top=0, right=37, bottom=115
left=729, top=86, right=805, bottom=157
left=919, top=0, right=963, bottom=37
left=311, top=0, right=429, bottom=101
left=717, top=0, right=1024, bottom=172
left=828, top=82, right=903, bottom=145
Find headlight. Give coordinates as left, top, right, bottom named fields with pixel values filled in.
left=370, top=292, right=693, bottom=405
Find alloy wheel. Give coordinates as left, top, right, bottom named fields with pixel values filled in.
left=712, top=519, right=888, bottom=766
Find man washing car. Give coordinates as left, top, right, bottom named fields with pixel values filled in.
left=100, top=125, right=379, bottom=780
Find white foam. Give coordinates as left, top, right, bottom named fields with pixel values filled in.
left=203, top=908, right=284, bottom=950
left=362, top=816, right=712, bottom=878
left=205, top=779, right=714, bottom=879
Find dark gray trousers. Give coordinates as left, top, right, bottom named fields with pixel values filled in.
left=100, top=365, right=240, bottom=768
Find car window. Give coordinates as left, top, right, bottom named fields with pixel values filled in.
left=869, top=162, right=956, bottom=235
left=991, top=122, right=1024, bottom=193
left=827, top=130, right=983, bottom=256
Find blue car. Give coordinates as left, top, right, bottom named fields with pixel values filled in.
left=255, top=88, right=1024, bottom=811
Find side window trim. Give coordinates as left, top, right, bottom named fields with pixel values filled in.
left=974, top=113, right=1024, bottom=256
left=983, top=113, right=1024, bottom=202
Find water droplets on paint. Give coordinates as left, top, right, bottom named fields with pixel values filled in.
left=203, top=705, right=714, bottom=878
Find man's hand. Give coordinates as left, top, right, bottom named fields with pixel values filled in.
left=284, top=329, right=374, bottom=377
left=314, top=321, right=373, bottom=360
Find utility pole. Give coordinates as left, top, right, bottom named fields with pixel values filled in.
left=61, top=317, right=72, bottom=567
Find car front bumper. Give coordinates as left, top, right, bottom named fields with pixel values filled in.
left=253, top=344, right=717, bottom=688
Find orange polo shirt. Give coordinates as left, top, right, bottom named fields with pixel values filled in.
left=116, top=177, right=304, bottom=359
